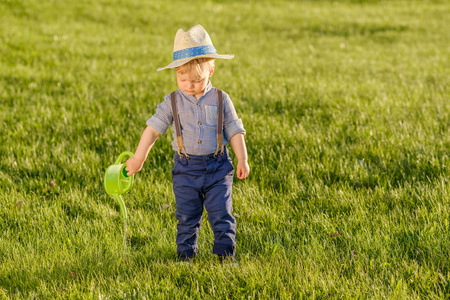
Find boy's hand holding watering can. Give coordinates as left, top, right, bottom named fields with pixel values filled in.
left=124, top=156, right=145, bottom=176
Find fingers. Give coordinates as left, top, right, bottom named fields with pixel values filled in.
left=239, top=172, right=248, bottom=179
left=125, top=166, right=134, bottom=177
left=237, top=167, right=250, bottom=180
left=125, top=164, right=139, bottom=176
left=124, top=157, right=143, bottom=176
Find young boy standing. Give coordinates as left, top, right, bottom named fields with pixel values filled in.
left=125, top=25, right=249, bottom=261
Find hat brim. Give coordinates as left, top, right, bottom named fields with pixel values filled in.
left=157, top=54, right=234, bottom=71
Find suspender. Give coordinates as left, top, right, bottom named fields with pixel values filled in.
left=170, top=89, right=224, bottom=159
left=170, top=92, right=189, bottom=159
left=215, top=89, right=225, bottom=157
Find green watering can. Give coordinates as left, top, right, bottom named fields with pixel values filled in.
left=104, top=151, right=135, bottom=221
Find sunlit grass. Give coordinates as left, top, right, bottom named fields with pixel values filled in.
left=1, top=0, right=449, bottom=298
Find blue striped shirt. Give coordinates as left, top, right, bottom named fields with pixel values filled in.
left=147, top=81, right=246, bottom=156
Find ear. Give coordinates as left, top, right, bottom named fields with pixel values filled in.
left=209, top=66, right=215, bottom=78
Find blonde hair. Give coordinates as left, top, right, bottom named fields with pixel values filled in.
left=176, top=58, right=215, bottom=76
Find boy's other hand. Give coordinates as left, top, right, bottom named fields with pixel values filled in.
left=236, top=160, right=250, bottom=180
left=125, top=157, right=144, bottom=176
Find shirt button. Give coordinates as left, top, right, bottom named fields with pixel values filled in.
left=198, top=121, right=202, bottom=125
left=198, top=140, right=202, bottom=144
left=197, top=103, right=200, bottom=106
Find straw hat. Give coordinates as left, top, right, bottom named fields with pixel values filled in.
left=157, top=25, right=234, bottom=71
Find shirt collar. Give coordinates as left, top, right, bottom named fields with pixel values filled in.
left=179, top=80, right=213, bottom=102
left=203, top=80, right=213, bottom=96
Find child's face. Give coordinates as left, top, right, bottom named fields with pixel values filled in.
left=176, top=66, right=213, bottom=100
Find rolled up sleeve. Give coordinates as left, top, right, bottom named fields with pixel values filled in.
left=146, top=96, right=173, bottom=134
left=223, top=92, right=246, bottom=140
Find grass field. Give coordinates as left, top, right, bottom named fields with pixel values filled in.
left=1, top=0, right=449, bottom=298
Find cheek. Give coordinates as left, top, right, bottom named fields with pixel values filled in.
left=178, top=80, right=188, bottom=89
left=197, top=80, right=207, bottom=89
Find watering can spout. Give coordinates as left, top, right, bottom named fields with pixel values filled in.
left=111, top=193, right=128, bottom=221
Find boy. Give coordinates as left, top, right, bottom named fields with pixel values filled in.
left=125, top=25, right=249, bottom=262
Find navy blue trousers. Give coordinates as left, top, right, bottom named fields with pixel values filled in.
left=172, top=148, right=236, bottom=258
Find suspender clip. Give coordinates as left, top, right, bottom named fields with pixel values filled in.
left=213, top=133, right=224, bottom=157
left=176, top=136, right=190, bottom=159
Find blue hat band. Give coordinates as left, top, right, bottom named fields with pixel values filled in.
left=173, top=45, right=217, bottom=61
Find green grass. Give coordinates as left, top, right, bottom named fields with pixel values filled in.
left=1, top=0, right=449, bottom=298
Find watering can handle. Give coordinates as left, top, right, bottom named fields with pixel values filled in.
left=114, top=151, right=134, bottom=165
